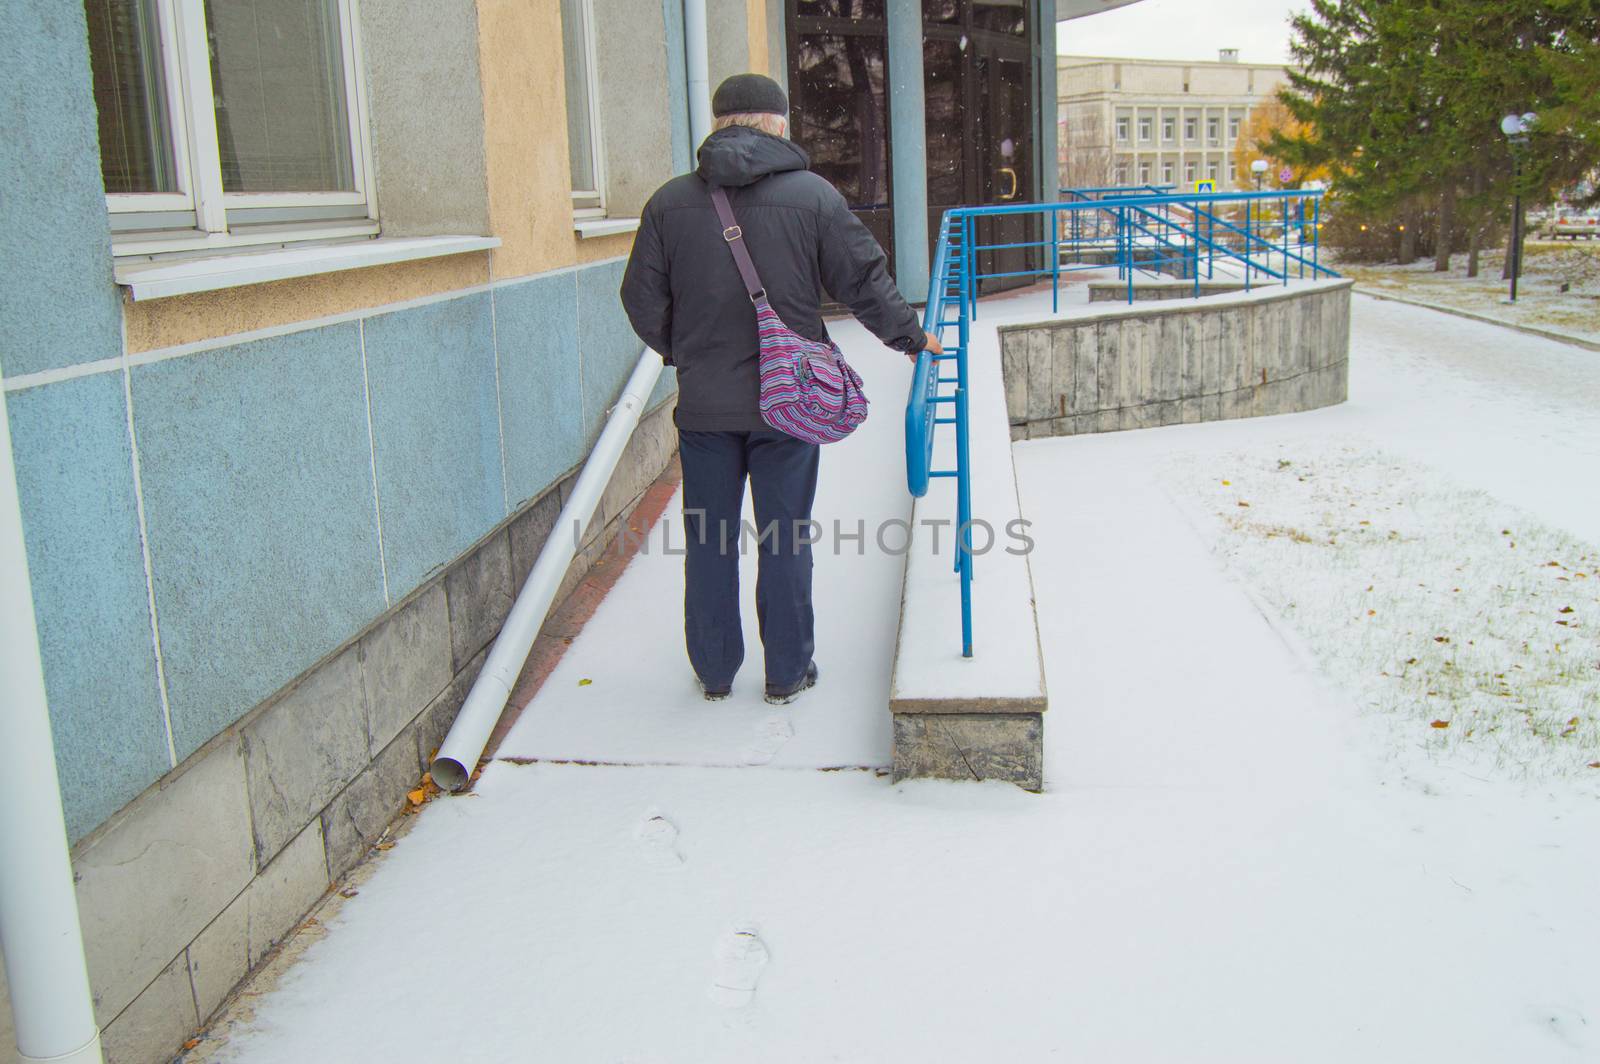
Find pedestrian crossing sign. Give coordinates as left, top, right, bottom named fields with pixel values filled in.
left=1194, top=179, right=1216, bottom=194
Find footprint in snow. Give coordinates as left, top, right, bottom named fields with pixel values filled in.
left=740, top=715, right=793, bottom=766
left=709, top=929, right=770, bottom=1008
left=634, top=809, right=684, bottom=867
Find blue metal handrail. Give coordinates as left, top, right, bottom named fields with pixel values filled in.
left=906, top=187, right=1337, bottom=657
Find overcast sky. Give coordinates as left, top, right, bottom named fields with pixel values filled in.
left=1058, top=0, right=1311, bottom=65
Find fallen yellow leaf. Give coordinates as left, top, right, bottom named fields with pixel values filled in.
left=1430, top=720, right=1450, bottom=729
left=578, top=678, right=593, bottom=686
left=407, top=787, right=426, bottom=806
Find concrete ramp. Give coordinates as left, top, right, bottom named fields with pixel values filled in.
left=889, top=290, right=1056, bottom=790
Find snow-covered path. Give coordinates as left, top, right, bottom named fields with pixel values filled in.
left=198, top=295, right=1600, bottom=1063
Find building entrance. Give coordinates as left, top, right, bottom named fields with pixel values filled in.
left=785, top=0, right=1042, bottom=294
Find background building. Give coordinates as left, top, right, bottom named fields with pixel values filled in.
left=1057, top=51, right=1289, bottom=191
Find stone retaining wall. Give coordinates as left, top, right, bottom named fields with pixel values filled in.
left=1001, top=280, right=1352, bottom=440
left=1087, top=280, right=1247, bottom=302
left=0, top=399, right=678, bottom=1064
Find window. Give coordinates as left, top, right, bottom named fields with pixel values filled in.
left=1185, top=161, right=1197, bottom=183
left=1138, top=162, right=1151, bottom=184
left=1162, top=162, right=1174, bottom=183
left=1116, top=117, right=1129, bottom=143
left=85, top=0, right=375, bottom=256
left=561, top=0, right=605, bottom=213
left=1184, top=117, right=1197, bottom=143
left=1161, top=117, right=1175, bottom=143
left=1137, top=117, right=1152, bottom=143
left=1207, top=117, right=1220, bottom=144
left=1229, top=117, right=1241, bottom=142
left=1207, top=161, right=1219, bottom=181
left=1115, top=165, right=1129, bottom=185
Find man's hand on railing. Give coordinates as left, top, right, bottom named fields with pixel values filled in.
left=915, top=332, right=945, bottom=361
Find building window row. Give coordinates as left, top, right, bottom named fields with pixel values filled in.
left=85, top=0, right=612, bottom=259
left=1114, top=107, right=1246, bottom=150
left=86, top=0, right=374, bottom=255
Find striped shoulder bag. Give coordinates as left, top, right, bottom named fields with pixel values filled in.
left=708, top=185, right=869, bottom=445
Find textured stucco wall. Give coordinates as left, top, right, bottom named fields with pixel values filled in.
left=594, top=0, right=678, bottom=217
left=663, top=0, right=693, bottom=172
left=2, top=0, right=169, bottom=839
left=10, top=254, right=656, bottom=843
left=1, top=0, right=675, bottom=847
left=358, top=0, right=492, bottom=237
left=706, top=0, right=752, bottom=86
left=476, top=0, right=580, bottom=277
left=745, top=0, right=769, bottom=75
left=124, top=253, right=491, bottom=353
left=766, top=0, right=787, bottom=92
left=0, top=0, right=122, bottom=377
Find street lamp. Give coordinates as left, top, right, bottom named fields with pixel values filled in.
left=1501, top=111, right=1536, bottom=302
left=1250, top=158, right=1269, bottom=191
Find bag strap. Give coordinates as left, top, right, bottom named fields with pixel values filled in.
left=708, top=185, right=766, bottom=303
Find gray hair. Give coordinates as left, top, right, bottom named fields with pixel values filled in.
left=712, top=111, right=788, bottom=138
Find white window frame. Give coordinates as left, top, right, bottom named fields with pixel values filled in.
left=1185, top=161, right=1197, bottom=183
left=1137, top=117, right=1152, bottom=143
left=1229, top=117, right=1241, bottom=142
left=564, top=0, right=607, bottom=216
left=1115, top=117, right=1129, bottom=143
left=1207, top=161, right=1220, bottom=181
left=104, top=0, right=378, bottom=258
left=1161, top=117, right=1174, bottom=143
left=1161, top=162, right=1174, bottom=184
left=1206, top=117, right=1220, bottom=145
left=1184, top=117, right=1197, bottom=143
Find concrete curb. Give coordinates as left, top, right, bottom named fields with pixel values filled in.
left=1354, top=287, right=1600, bottom=353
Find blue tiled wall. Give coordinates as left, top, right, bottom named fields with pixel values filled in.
left=363, top=292, right=505, bottom=596
left=6, top=377, right=170, bottom=839
left=130, top=325, right=389, bottom=759
left=0, top=0, right=124, bottom=378
left=4, top=247, right=670, bottom=840
left=496, top=272, right=585, bottom=509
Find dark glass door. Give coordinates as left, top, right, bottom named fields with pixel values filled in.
left=787, top=0, right=895, bottom=277
left=923, top=0, right=1038, bottom=294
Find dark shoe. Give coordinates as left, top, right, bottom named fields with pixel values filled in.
left=698, top=677, right=732, bottom=702
left=764, top=661, right=819, bottom=705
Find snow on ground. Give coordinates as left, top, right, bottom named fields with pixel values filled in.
left=1337, top=242, right=1600, bottom=344
left=1160, top=444, right=1600, bottom=786
left=191, top=292, right=1600, bottom=1064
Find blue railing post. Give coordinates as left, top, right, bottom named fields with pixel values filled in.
left=1123, top=206, right=1133, bottom=304
left=1192, top=200, right=1201, bottom=298
left=1282, top=196, right=1290, bottom=286
left=1051, top=208, right=1060, bottom=314
left=1244, top=201, right=1253, bottom=292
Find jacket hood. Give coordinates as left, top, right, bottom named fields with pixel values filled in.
left=696, top=126, right=810, bottom=188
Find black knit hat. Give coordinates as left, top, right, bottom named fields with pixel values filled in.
left=711, top=74, right=788, bottom=117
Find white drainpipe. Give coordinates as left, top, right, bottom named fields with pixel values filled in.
left=431, top=347, right=663, bottom=791
left=684, top=0, right=713, bottom=148
left=0, top=393, right=104, bottom=1062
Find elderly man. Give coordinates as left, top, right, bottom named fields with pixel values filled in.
left=621, top=73, right=938, bottom=706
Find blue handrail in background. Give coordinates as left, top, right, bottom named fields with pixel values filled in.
left=906, top=186, right=1337, bottom=658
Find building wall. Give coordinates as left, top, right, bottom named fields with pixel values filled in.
left=1, top=1, right=781, bottom=1058
left=2, top=0, right=698, bottom=849
left=1058, top=56, right=1289, bottom=192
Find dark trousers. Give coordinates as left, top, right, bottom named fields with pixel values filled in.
left=678, top=429, right=819, bottom=690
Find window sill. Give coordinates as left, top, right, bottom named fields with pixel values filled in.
left=574, top=217, right=640, bottom=239
left=113, top=235, right=501, bottom=301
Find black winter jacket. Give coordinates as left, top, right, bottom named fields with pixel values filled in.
left=620, top=125, right=927, bottom=432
